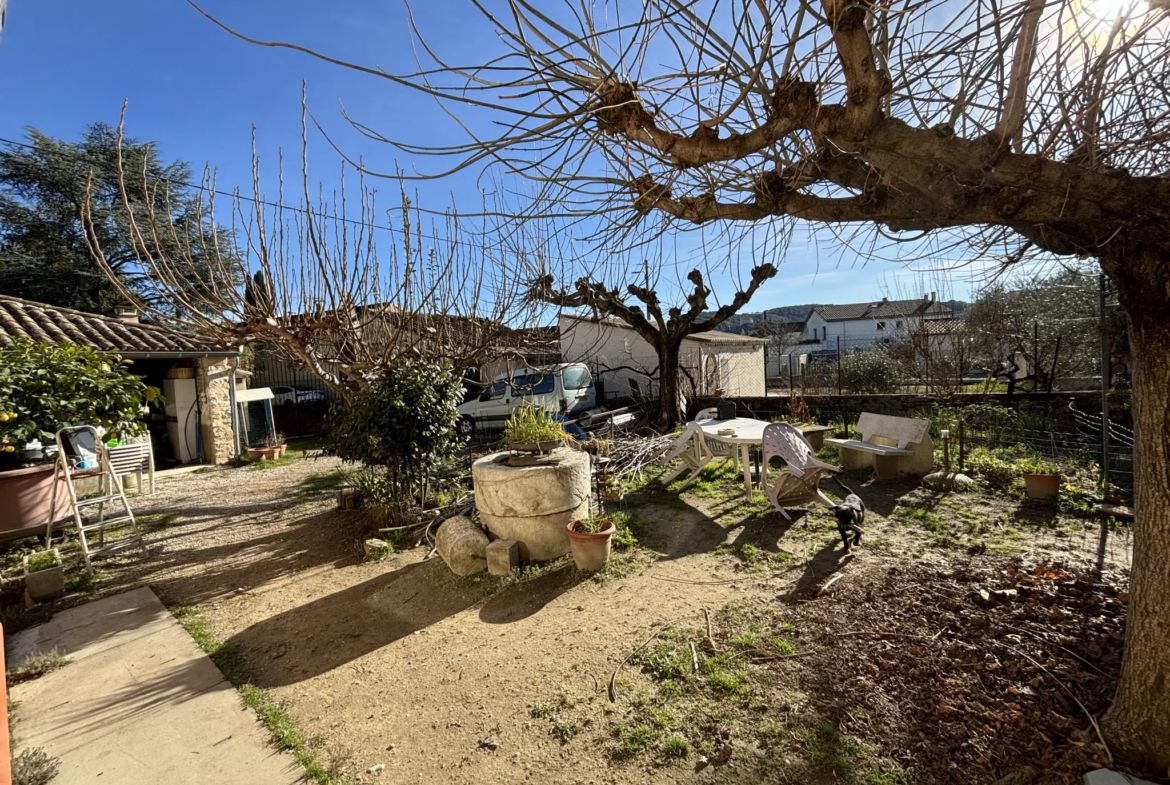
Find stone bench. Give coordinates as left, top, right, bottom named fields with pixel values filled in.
left=825, top=413, right=933, bottom=480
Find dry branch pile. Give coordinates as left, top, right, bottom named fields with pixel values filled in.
left=792, top=558, right=1127, bottom=784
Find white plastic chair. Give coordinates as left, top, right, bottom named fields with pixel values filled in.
left=659, top=408, right=737, bottom=490
left=106, top=433, right=156, bottom=496
left=760, top=422, right=840, bottom=521
left=694, top=407, right=738, bottom=471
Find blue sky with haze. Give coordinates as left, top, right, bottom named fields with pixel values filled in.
left=0, top=0, right=979, bottom=312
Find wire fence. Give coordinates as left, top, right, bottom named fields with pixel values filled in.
left=247, top=347, right=343, bottom=438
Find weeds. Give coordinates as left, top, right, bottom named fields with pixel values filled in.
left=662, top=734, right=691, bottom=760
left=11, top=747, right=59, bottom=785
left=138, top=512, right=180, bottom=532
left=6, top=648, right=71, bottom=686
left=805, top=723, right=863, bottom=778
left=615, top=725, right=656, bottom=757
left=552, top=721, right=580, bottom=744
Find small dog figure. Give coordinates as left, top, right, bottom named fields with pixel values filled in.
left=830, top=476, right=865, bottom=553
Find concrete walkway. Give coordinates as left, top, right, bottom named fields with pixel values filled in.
left=7, top=588, right=300, bottom=785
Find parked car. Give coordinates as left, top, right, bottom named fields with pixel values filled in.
left=271, top=385, right=327, bottom=406
left=456, top=363, right=595, bottom=435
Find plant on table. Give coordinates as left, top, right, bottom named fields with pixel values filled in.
left=0, top=340, right=160, bottom=469
left=322, top=360, right=464, bottom=513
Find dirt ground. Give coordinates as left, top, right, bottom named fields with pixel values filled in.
left=2, top=450, right=1137, bottom=785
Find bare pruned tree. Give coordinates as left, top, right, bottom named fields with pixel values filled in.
left=82, top=106, right=535, bottom=401
left=530, top=263, right=777, bottom=426
left=184, top=0, right=1169, bottom=767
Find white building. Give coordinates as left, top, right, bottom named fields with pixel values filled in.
left=790, top=295, right=954, bottom=357
left=558, top=314, right=766, bottom=400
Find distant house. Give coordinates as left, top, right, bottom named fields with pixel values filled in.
left=793, top=295, right=954, bottom=355
left=558, top=314, right=766, bottom=400
left=0, top=295, right=243, bottom=465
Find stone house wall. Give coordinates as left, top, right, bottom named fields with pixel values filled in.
left=196, top=357, right=239, bottom=464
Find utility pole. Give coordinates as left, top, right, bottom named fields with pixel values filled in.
left=644, top=259, right=650, bottom=290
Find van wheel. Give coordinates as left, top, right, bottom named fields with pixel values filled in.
left=456, top=417, right=475, bottom=437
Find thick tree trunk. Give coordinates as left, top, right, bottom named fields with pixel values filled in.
left=657, top=338, right=683, bottom=430
left=1101, top=303, right=1170, bottom=774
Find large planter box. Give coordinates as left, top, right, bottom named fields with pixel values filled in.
left=0, top=464, right=68, bottom=543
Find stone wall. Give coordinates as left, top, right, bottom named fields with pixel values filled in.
left=196, top=357, right=239, bottom=463
left=690, top=391, right=1108, bottom=431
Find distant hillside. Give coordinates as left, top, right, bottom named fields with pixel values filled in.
left=700, top=304, right=818, bottom=334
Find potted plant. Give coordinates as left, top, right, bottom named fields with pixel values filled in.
left=505, top=406, right=567, bottom=454
left=0, top=341, right=160, bottom=540
left=273, top=433, right=288, bottom=457
left=24, top=549, right=65, bottom=602
left=566, top=516, right=616, bottom=571
left=1020, top=458, right=1061, bottom=500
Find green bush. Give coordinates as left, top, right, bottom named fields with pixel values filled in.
left=322, top=361, right=464, bottom=503
left=840, top=349, right=900, bottom=394
left=0, top=340, right=160, bottom=467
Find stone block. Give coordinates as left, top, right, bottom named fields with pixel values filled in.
left=1084, top=769, right=1157, bottom=785
left=486, top=539, right=519, bottom=576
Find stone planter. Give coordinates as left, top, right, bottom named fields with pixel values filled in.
left=507, top=439, right=562, bottom=455
left=473, top=450, right=590, bottom=562
left=566, top=520, right=615, bottom=572
left=24, top=548, right=65, bottom=602
left=0, top=464, right=69, bottom=543
left=1023, top=473, right=1061, bottom=500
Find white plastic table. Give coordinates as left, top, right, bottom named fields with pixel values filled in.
left=697, top=417, right=769, bottom=497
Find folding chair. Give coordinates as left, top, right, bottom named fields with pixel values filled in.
left=761, top=422, right=840, bottom=521
left=106, top=432, right=156, bottom=496
left=659, top=409, right=737, bottom=490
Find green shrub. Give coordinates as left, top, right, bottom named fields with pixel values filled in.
left=0, top=340, right=160, bottom=467
left=662, top=735, right=691, bottom=759
left=322, top=361, right=463, bottom=503
left=25, top=551, right=60, bottom=573
left=840, top=349, right=900, bottom=394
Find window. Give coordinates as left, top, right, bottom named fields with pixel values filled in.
left=876, top=321, right=886, bottom=330
left=561, top=365, right=592, bottom=390
left=481, top=382, right=508, bottom=401
left=822, top=326, right=827, bottom=341
left=510, top=374, right=555, bottom=396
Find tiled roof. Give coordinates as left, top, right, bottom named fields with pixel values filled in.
left=810, top=298, right=953, bottom=322
left=0, top=295, right=231, bottom=356
left=920, top=317, right=965, bottom=335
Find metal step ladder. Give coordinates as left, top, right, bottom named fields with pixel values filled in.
left=46, top=425, right=148, bottom=575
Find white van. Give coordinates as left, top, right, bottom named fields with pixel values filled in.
left=456, top=363, right=595, bottom=435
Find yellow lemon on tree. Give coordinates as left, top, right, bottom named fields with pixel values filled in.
left=0, top=414, right=9, bottom=422
left=6, top=413, right=14, bottom=419
left=3, top=445, right=14, bottom=453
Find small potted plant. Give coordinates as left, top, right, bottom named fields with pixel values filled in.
left=566, top=516, right=616, bottom=571
left=505, top=406, right=567, bottom=454
left=1021, top=458, right=1061, bottom=500
left=24, top=549, right=65, bottom=602
left=272, top=433, right=288, bottom=457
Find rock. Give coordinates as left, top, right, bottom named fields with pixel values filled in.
left=991, top=589, right=1018, bottom=603
left=367, top=763, right=385, bottom=775
left=694, top=756, right=710, bottom=773
left=486, top=539, right=520, bottom=576
left=478, top=739, right=499, bottom=751
left=363, top=538, right=389, bottom=556
left=435, top=516, right=489, bottom=576
left=1083, top=769, right=1158, bottom=785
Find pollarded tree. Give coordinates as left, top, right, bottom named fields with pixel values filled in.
left=530, top=264, right=776, bottom=427
left=184, top=0, right=1170, bottom=768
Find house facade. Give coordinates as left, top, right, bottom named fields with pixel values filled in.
left=781, top=294, right=954, bottom=360
left=558, top=314, right=766, bottom=400
left=0, top=295, right=243, bottom=465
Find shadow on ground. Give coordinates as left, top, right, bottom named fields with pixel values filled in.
left=224, top=559, right=494, bottom=688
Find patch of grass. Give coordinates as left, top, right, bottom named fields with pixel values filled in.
left=247, top=453, right=301, bottom=471
left=648, top=706, right=675, bottom=729
left=615, top=725, right=656, bottom=757
left=6, top=648, right=71, bottom=686
left=893, top=501, right=946, bottom=532
left=608, top=510, right=649, bottom=548
left=138, top=512, right=180, bottom=532
left=700, top=653, right=750, bottom=697
left=364, top=543, right=394, bottom=561
left=757, top=721, right=795, bottom=748
left=715, top=542, right=795, bottom=571
left=865, top=762, right=915, bottom=785
left=631, top=642, right=688, bottom=681
left=662, top=734, right=691, bottom=760
left=24, top=552, right=59, bottom=573
left=552, top=721, right=580, bottom=744
left=297, top=471, right=349, bottom=499
left=805, top=723, right=863, bottom=778
left=168, top=604, right=352, bottom=784
left=530, top=703, right=555, bottom=719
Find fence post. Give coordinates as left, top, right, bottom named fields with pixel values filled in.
left=787, top=354, right=794, bottom=398
left=1099, top=273, right=1111, bottom=489
left=836, top=337, right=842, bottom=394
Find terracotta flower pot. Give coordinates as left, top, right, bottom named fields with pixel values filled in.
left=566, top=519, right=615, bottom=572
left=246, top=447, right=266, bottom=461
left=1023, top=473, right=1061, bottom=500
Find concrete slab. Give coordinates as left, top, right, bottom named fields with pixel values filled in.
left=7, top=588, right=300, bottom=785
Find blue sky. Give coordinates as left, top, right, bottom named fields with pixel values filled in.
left=0, top=0, right=979, bottom=312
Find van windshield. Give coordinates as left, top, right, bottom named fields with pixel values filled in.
left=561, top=366, right=592, bottom=390
left=511, top=374, right=555, bottom=396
